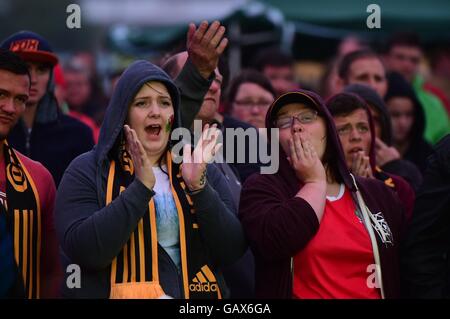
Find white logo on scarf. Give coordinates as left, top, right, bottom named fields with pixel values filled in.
left=369, top=211, right=393, bottom=246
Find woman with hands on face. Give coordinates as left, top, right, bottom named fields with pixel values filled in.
left=123, top=121, right=221, bottom=195
left=55, top=60, right=246, bottom=299
left=239, top=90, right=404, bottom=299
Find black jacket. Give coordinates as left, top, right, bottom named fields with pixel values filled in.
left=401, top=134, right=450, bottom=298
left=220, top=115, right=266, bottom=183
left=8, top=113, right=94, bottom=186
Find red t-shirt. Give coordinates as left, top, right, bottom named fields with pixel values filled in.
left=293, top=186, right=381, bottom=299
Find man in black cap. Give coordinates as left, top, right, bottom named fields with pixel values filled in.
left=1, top=31, right=94, bottom=186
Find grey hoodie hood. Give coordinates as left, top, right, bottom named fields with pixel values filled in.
left=95, top=60, right=180, bottom=164
left=94, top=60, right=180, bottom=204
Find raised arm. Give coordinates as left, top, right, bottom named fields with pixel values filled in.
left=175, top=21, right=228, bottom=128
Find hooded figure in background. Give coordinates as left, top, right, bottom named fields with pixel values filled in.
left=384, top=72, right=434, bottom=174
left=55, top=60, right=246, bottom=298
left=344, top=84, right=422, bottom=191
left=239, top=89, right=404, bottom=299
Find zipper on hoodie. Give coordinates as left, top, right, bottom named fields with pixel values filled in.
left=290, top=257, right=294, bottom=298
left=25, top=127, right=32, bottom=156
left=157, top=243, right=183, bottom=298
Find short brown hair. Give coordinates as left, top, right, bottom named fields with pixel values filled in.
left=338, top=49, right=384, bottom=81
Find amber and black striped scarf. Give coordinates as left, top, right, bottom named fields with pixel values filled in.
left=3, top=141, right=41, bottom=299
left=374, top=166, right=395, bottom=188
left=106, top=149, right=222, bottom=299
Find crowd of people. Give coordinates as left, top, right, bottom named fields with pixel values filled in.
left=0, top=20, right=449, bottom=299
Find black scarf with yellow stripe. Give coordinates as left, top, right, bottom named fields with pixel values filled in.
left=374, top=166, right=395, bottom=188
left=106, top=148, right=222, bottom=299
left=3, top=142, right=41, bottom=299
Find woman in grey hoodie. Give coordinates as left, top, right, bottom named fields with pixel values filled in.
left=55, top=60, right=246, bottom=299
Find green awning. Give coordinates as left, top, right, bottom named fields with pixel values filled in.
left=259, top=0, right=450, bottom=40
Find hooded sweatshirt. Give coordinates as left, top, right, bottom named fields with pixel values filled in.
left=239, top=89, right=404, bottom=299
left=55, top=60, right=246, bottom=298
left=344, top=84, right=423, bottom=191
left=385, top=72, right=434, bottom=174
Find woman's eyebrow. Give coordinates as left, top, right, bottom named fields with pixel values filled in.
left=132, top=96, right=148, bottom=102
left=132, top=94, right=171, bottom=102
left=145, top=83, right=171, bottom=99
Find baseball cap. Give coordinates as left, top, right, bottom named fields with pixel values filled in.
left=0, top=31, right=58, bottom=66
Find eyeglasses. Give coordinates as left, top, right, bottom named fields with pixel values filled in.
left=275, top=110, right=318, bottom=129
left=234, top=99, right=273, bottom=109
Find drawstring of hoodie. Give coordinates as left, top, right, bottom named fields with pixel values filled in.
left=22, top=126, right=32, bottom=156
left=350, top=173, right=386, bottom=299
left=367, top=210, right=390, bottom=244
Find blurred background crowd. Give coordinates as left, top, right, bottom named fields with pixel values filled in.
left=1, top=0, right=449, bottom=147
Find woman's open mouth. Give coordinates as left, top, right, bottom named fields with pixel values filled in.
left=145, top=124, right=161, bottom=136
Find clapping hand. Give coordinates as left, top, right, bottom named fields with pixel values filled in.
left=181, top=124, right=222, bottom=191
